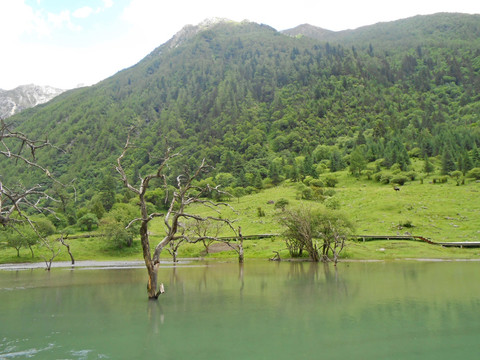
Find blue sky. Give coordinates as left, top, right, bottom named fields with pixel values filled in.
left=1, top=0, right=479, bottom=90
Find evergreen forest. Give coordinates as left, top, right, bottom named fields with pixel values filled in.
left=2, top=13, right=480, bottom=237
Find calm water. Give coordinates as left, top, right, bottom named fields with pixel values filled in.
left=1, top=260, right=479, bottom=359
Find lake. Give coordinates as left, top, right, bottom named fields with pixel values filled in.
left=1, top=260, right=479, bottom=359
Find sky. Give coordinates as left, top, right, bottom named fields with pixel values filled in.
left=1, top=0, right=479, bottom=90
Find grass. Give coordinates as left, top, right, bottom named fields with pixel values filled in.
left=1, top=166, right=480, bottom=265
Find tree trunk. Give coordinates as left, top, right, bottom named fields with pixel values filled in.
left=238, top=226, right=244, bottom=263
left=138, top=194, right=162, bottom=300
left=146, top=263, right=163, bottom=299
left=59, top=236, right=75, bottom=265
left=307, top=241, right=320, bottom=262
left=45, top=259, right=52, bottom=271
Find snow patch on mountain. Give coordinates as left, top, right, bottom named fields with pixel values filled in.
left=0, top=84, right=65, bottom=119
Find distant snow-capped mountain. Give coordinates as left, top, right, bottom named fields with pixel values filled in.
left=0, top=84, right=65, bottom=119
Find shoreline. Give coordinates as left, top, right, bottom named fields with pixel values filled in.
left=2, top=257, right=480, bottom=271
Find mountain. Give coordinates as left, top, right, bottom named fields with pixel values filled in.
left=0, top=84, right=65, bottom=119
left=282, top=13, right=480, bottom=50
left=4, top=14, right=480, bottom=206
left=282, top=23, right=334, bottom=39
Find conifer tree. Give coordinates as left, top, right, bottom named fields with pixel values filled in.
left=424, top=155, right=434, bottom=174
left=441, top=149, right=456, bottom=175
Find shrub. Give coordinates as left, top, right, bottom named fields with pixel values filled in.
left=390, top=163, right=402, bottom=174
left=274, top=198, right=290, bottom=211
left=101, top=218, right=134, bottom=249
left=303, top=176, right=314, bottom=186
left=323, top=175, right=338, bottom=188
left=373, top=172, right=383, bottom=182
left=432, top=176, right=448, bottom=184
left=325, top=197, right=340, bottom=210
left=408, top=147, right=422, bottom=158
left=398, top=220, right=414, bottom=229
left=391, top=175, right=408, bottom=186
left=32, top=217, right=56, bottom=237
left=378, top=172, right=393, bottom=184
left=405, top=171, right=417, bottom=181
left=278, top=206, right=354, bottom=263
left=467, top=168, right=480, bottom=180
left=78, top=213, right=99, bottom=231
left=48, top=213, right=68, bottom=229
left=301, top=187, right=314, bottom=200
left=309, top=179, right=325, bottom=188
left=373, top=171, right=393, bottom=184
left=323, top=188, right=336, bottom=197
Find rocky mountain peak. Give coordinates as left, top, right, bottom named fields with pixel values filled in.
left=0, top=84, right=65, bottom=119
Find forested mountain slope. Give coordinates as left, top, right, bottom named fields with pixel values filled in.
left=283, top=13, right=480, bottom=51
left=4, top=14, right=480, bottom=201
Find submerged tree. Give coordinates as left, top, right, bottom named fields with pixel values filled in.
left=279, top=206, right=353, bottom=264
left=116, top=130, right=236, bottom=300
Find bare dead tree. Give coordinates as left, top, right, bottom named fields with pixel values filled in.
left=318, top=218, right=352, bottom=265
left=116, top=130, right=236, bottom=300
left=186, top=218, right=224, bottom=254
left=222, top=226, right=244, bottom=263
left=166, top=237, right=184, bottom=263
left=58, top=235, right=75, bottom=265
left=42, top=239, right=61, bottom=271
left=1, top=120, right=62, bottom=226
left=0, top=119, right=71, bottom=268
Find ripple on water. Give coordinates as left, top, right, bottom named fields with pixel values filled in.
left=0, top=340, right=54, bottom=359
left=0, top=339, right=110, bottom=359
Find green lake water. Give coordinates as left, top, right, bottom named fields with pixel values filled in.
left=1, top=260, right=479, bottom=359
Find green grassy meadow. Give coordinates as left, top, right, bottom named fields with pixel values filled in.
left=1, top=167, right=480, bottom=265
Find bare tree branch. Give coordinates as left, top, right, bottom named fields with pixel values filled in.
left=1, top=119, right=75, bottom=269
left=116, top=131, right=236, bottom=299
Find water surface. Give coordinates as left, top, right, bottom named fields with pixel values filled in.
left=1, top=260, right=479, bottom=359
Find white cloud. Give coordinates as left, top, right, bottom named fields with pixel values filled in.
left=2, top=0, right=480, bottom=90
left=73, top=6, right=94, bottom=19
left=0, top=1, right=41, bottom=40
left=47, top=10, right=71, bottom=27
left=102, top=0, right=114, bottom=9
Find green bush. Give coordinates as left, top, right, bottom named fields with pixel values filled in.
left=373, top=171, right=394, bottom=184
left=323, top=188, right=336, bottom=197
left=432, top=176, right=448, bottom=184
left=323, top=175, right=338, bottom=188
left=405, top=171, right=417, bottom=181
left=32, top=217, right=56, bottom=236
left=274, top=198, right=290, bottom=210
left=398, top=220, right=414, bottom=228
left=301, top=187, right=314, bottom=200
left=467, top=168, right=480, bottom=180
left=391, top=175, right=408, bottom=186
left=309, top=179, right=325, bottom=188
left=257, top=207, right=266, bottom=217
left=325, top=197, right=340, bottom=210
left=244, top=186, right=258, bottom=195
left=48, top=213, right=68, bottom=229
left=102, top=219, right=134, bottom=249
left=78, top=213, right=99, bottom=231
left=373, top=172, right=383, bottom=182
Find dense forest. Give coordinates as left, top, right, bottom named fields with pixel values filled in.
left=2, top=13, right=480, bottom=232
